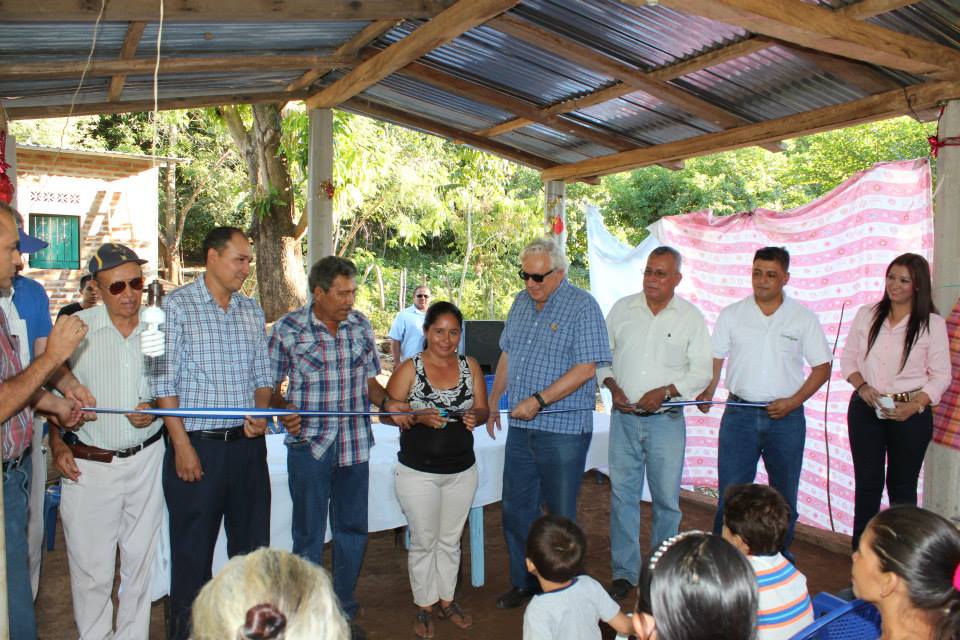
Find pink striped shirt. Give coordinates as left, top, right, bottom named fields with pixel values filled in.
left=840, top=304, right=951, bottom=404
left=0, top=309, right=33, bottom=460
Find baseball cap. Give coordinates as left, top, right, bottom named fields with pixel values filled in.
left=18, top=227, right=48, bottom=254
left=88, top=243, right=147, bottom=275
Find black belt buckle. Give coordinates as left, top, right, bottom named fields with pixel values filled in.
left=190, top=426, right=244, bottom=442
left=114, top=430, right=163, bottom=458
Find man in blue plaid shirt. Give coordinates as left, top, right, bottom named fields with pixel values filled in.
left=269, top=256, right=402, bottom=633
left=486, top=237, right=611, bottom=610
left=152, top=227, right=274, bottom=640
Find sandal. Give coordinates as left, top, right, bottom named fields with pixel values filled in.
left=414, top=608, right=434, bottom=639
left=437, top=601, right=473, bottom=630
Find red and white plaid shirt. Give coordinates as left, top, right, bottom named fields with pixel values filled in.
left=0, top=308, right=33, bottom=461
left=934, top=297, right=960, bottom=450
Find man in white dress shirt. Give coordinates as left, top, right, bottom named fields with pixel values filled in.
left=49, top=243, right=163, bottom=640
left=699, top=246, right=831, bottom=553
left=389, top=284, right=431, bottom=365
left=598, top=246, right=712, bottom=600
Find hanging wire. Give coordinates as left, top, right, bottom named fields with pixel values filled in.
left=151, top=0, right=165, bottom=165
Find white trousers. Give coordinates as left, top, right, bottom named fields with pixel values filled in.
left=395, top=463, right=478, bottom=607
left=27, top=423, right=45, bottom=598
left=61, top=439, right=165, bottom=640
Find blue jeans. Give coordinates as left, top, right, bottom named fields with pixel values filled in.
left=4, top=456, right=36, bottom=640
left=287, top=441, right=368, bottom=618
left=502, top=427, right=591, bottom=589
left=712, top=403, right=806, bottom=551
left=609, top=410, right=686, bottom=585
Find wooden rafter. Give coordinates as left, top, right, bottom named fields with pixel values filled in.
left=0, top=0, right=453, bottom=22
left=107, top=22, right=146, bottom=102
left=3, top=91, right=312, bottom=121
left=341, top=97, right=556, bottom=169
left=651, top=0, right=960, bottom=76
left=1, top=54, right=357, bottom=81
left=541, top=79, right=960, bottom=182
left=286, top=19, right=398, bottom=93
left=305, top=0, right=519, bottom=110
left=399, top=61, right=641, bottom=151
left=478, top=0, right=921, bottom=138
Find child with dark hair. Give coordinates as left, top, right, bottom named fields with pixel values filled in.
left=522, top=515, right=631, bottom=640
left=722, top=484, right=813, bottom=639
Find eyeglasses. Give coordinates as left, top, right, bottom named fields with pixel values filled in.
left=106, top=277, right=145, bottom=296
left=643, top=269, right=674, bottom=279
left=519, top=269, right=555, bottom=283
left=415, top=294, right=430, bottom=299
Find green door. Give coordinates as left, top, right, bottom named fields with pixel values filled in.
left=29, top=214, right=80, bottom=269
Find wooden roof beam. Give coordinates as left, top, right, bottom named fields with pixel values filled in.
left=3, top=90, right=311, bottom=121
left=107, top=22, right=146, bottom=102
left=651, top=0, right=960, bottom=77
left=0, top=0, right=454, bottom=22
left=541, top=78, right=960, bottom=182
left=340, top=97, right=556, bottom=170
left=399, top=61, right=642, bottom=152
left=305, top=0, right=519, bottom=109
left=287, top=19, right=398, bottom=93
left=1, top=53, right=354, bottom=81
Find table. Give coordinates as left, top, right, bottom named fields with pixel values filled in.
left=151, top=412, right=612, bottom=599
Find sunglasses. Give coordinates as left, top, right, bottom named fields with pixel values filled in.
left=105, top=277, right=145, bottom=296
left=415, top=294, right=430, bottom=299
left=519, top=269, right=555, bottom=283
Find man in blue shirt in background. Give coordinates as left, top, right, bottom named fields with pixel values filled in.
left=389, top=284, right=430, bottom=366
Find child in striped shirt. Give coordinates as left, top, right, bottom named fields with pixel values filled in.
left=722, top=484, right=814, bottom=640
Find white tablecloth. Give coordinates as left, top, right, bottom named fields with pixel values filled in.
left=151, top=412, right=612, bottom=599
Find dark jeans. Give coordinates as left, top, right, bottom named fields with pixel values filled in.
left=163, top=435, right=270, bottom=640
left=4, top=456, right=36, bottom=640
left=848, top=395, right=932, bottom=550
left=287, top=441, right=369, bottom=619
left=712, top=403, right=806, bottom=552
left=502, top=427, right=591, bottom=589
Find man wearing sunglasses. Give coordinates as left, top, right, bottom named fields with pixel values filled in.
left=48, top=242, right=163, bottom=640
left=389, top=285, right=431, bottom=367
left=486, top=236, right=611, bottom=610
left=152, top=226, right=273, bottom=640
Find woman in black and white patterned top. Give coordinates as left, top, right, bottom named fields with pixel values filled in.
left=386, top=301, right=488, bottom=638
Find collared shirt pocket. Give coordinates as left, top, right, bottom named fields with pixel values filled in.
left=779, top=332, right=801, bottom=354
left=293, top=342, right=326, bottom=386
left=663, top=341, right=686, bottom=369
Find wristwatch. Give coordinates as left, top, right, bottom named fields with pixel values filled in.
left=533, top=392, right=548, bottom=410
left=664, top=387, right=672, bottom=403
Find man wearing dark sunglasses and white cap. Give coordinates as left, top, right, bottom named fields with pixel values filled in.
left=486, top=236, right=611, bottom=609
left=48, top=242, right=164, bottom=640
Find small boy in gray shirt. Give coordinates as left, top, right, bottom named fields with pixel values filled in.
left=523, top=515, right=632, bottom=640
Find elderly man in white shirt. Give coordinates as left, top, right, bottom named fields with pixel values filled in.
left=597, top=246, right=712, bottom=601
left=699, top=246, right=832, bottom=555
left=48, top=243, right=162, bottom=640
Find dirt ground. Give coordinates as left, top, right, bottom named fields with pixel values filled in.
left=36, top=475, right=853, bottom=640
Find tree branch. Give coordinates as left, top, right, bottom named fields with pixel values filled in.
left=175, top=148, right=234, bottom=246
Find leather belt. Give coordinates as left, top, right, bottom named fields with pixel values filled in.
left=728, top=393, right=765, bottom=407
left=2, top=445, right=32, bottom=473
left=635, top=408, right=680, bottom=417
left=64, top=430, right=163, bottom=463
left=188, top=426, right=245, bottom=442
left=880, top=389, right=922, bottom=403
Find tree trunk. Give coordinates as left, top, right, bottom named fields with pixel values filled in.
left=162, top=123, right=180, bottom=283
left=220, top=103, right=307, bottom=322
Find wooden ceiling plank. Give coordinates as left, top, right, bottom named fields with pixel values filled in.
left=541, top=79, right=960, bottom=182
left=2, top=54, right=352, bottom=80
left=0, top=0, right=454, bottom=22
left=4, top=90, right=312, bottom=120
left=341, top=97, right=556, bottom=169
left=839, top=0, right=923, bottom=20
left=286, top=19, right=398, bottom=93
left=305, top=0, right=520, bottom=110
left=108, top=21, right=147, bottom=102
left=489, top=13, right=751, bottom=129
left=400, top=61, right=639, bottom=151
left=474, top=118, right=533, bottom=137
left=654, top=0, right=960, bottom=76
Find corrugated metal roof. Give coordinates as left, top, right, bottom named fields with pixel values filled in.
left=136, top=21, right=370, bottom=56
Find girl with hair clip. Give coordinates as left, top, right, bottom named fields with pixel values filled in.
left=191, top=548, right=349, bottom=640
left=841, top=253, right=951, bottom=550
left=852, top=505, right=960, bottom=640
left=632, top=531, right=758, bottom=640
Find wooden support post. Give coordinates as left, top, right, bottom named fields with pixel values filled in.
left=545, top=180, right=566, bottom=252
left=0, top=100, right=9, bottom=640
left=924, top=99, right=960, bottom=522
left=306, top=109, right=335, bottom=265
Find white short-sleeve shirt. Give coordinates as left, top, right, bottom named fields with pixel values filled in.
left=713, top=295, right=831, bottom=402
left=523, top=575, right=621, bottom=640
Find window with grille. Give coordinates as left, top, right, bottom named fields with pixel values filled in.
left=28, top=214, right=80, bottom=269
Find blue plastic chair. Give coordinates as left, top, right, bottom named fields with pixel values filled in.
left=43, top=482, right=61, bottom=551
left=484, top=374, right=508, bottom=411
left=788, top=593, right=881, bottom=640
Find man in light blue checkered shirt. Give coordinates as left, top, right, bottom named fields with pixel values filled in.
left=151, top=227, right=274, bottom=640
left=485, top=237, right=611, bottom=610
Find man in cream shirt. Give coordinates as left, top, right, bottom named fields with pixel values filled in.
left=597, top=246, right=712, bottom=601
left=49, top=243, right=162, bottom=640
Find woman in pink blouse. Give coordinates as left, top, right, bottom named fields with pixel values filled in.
left=841, top=253, right=951, bottom=550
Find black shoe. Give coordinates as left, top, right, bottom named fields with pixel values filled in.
left=496, top=586, right=535, bottom=609
left=349, top=622, right=368, bottom=640
left=607, top=578, right=634, bottom=601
